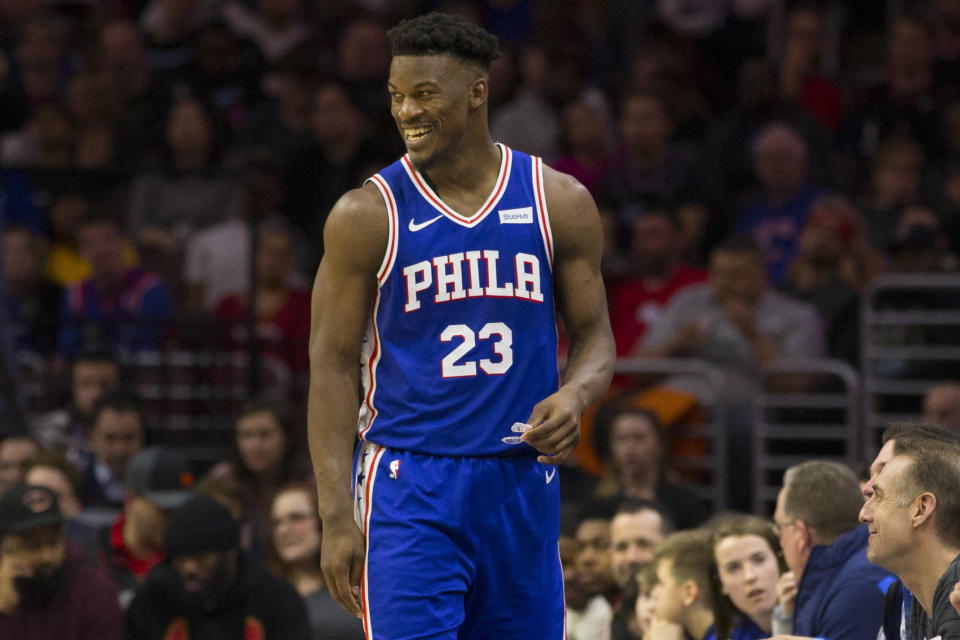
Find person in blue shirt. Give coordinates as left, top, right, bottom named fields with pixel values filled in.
left=57, top=212, right=172, bottom=357
left=772, top=460, right=892, bottom=640
left=649, top=529, right=716, bottom=640
left=711, top=514, right=787, bottom=640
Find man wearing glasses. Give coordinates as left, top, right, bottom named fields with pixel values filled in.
left=769, top=460, right=891, bottom=640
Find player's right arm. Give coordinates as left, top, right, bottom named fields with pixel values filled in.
left=308, top=183, right=387, bottom=617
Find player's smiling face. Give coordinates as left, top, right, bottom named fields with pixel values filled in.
left=389, top=54, right=480, bottom=170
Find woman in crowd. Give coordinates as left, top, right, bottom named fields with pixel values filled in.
left=592, top=398, right=707, bottom=529
left=267, top=483, right=365, bottom=640
left=710, top=514, right=786, bottom=640
left=205, top=398, right=310, bottom=556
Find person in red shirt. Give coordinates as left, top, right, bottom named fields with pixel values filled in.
left=97, top=447, right=194, bottom=610
left=215, top=218, right=311, bottom=372
left=607, top=205, right=707, bottom=357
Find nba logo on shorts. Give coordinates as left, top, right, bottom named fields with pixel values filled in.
left=389, top=459, right=401, bottom=479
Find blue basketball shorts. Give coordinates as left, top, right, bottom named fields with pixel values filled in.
left=353, top=440, right=564, bottom=640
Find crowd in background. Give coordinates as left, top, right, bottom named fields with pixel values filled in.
left=3, top=0, right=960, bottom=638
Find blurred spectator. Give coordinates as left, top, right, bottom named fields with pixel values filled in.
left=180, top=20, right=264, bottom=134
left=96, top=19, right=175, bottom=171
left=57, top=211, right=173, bottom=356
left=596, top=91, right=701, bottom=231
left=221, top=0, right=312, bottom=65
left=238, top=47, right=316, bottom=161
left=2, top=224, right=61, bottom=354
left=773, top=460, right=889, bottom=640
left=777, top=3, right=843, bottom=132
left=215, top=219, right=311, bottom=371
left=204, top=398, right=311, bottom=556
left=887, top=205, right=957, bottom=273
left=607, top=206, right=708, bottom=356
left=267, top=483, right=364, bottom=639
left=592, top=401, right=707, bottom=530
left=735, top=122, right=823, bottom=283
left=0, top=435, right=39, bottom=492
left=284, top=79, right=387, bottom=259
left=924, top=380, right=960, bottom=428
left=778, top=196, right=861, bottom=365
left=97, top=447, right=193, bottom=610
left=126, top=494, right=311, bottom=640
left=710, top=514, right=785, bottom=640
left=127, top=97, right=238, bottom=277
left=861, top=135, right=927, bottom=252
left=609, top=499, right=672, bottom=587
left=841, top=13, right=946, bottom=162
left=138, top=0, right=220, bottom=72
left=568, top=500, right=617, bottom=640
left=44, top=191, right=137, bottom=288
left=65, top=73, right=120, bottom=171
left=79, top=392, right=145, bottom=511
left=702, top=57, right=831, bottom=216
left=31, top=350, right=121, bottom=465
left=491, top=44, right=561, bottom=161
left=11, top=12, right=71, bottom=107
left=335, top=16, right=392, bottom=130
left=23, top=450, right=97, bottom=559
left=640, top=237, right=823, bottom=404
left=0, top=484, right=123, bottom=639
left=1, top=102, right=72, bottom=168
left=552, top=90, right=615, bottom=197
left=624, top=43, right=711, bottom=145
left=649, top=529, right=715, bottom=640
left=181, top=150, right=285, bottom=315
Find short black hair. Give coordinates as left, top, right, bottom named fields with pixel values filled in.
left=387, top=12, right=500, bottom=71
left=576, top=496, right=621, bottom=526
left=91, top=390, right=144, bottom=431
left=711, top=235, right=765, bottom=261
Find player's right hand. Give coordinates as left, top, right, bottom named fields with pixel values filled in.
left=319, top=515, right=366, bottom=619
left=776, top=570, right=798, bottom=616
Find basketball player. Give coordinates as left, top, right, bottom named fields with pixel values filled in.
left=308, top=13, right=615, bottom=639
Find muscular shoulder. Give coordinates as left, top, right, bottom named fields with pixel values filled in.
left=540, top=164, right=601, bottom=257
left=323, top=183, right=389, bottom=275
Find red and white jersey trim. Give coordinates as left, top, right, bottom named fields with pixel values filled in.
left=356, top=442, right=386, bottom=640
left=358, top=175, right=399, bottom=439
left=400, top=143, right=513, bottom=228
left=532, top=156, right=554, bottom=269
left=367, top=174, right=399, bottom=284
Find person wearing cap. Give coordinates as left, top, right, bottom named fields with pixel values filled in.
left=96, top=446, right=194, bottom=609
left=126, top=494, right=311, bottom=640
left=0, top=484, right=123, bottom=640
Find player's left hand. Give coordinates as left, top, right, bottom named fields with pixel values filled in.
left=521, top=387, right=582, bottom=465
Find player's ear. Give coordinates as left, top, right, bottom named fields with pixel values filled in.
left=469, top=77, right=487, bottom=109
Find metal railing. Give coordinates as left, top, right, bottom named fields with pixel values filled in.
left=752, top=359, right=862, bottom=514
left=861, top=273, right=960, bottom=456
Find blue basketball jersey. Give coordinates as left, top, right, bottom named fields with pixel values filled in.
left=359, top=144, right=559, bottom=457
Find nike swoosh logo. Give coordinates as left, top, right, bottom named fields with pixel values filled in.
left=408, top=215, right=444, bottom=232
left=545, top=468, right=556, bottom=484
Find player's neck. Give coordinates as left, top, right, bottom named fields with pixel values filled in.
left=421, top=137, right=500, bottom=198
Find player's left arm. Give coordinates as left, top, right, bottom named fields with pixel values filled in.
left=522, top=166, right=615, bottom=465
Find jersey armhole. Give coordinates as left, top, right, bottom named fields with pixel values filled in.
left=364, top=175, right=399, bottom=286
left=532, top=156, right=555, bottom=270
